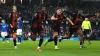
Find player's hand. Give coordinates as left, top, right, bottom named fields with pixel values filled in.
left=51, top=18, right=58, bottom=20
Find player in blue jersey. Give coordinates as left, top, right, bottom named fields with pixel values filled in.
left=17, top=17, right=23, bottom=44
left=0, top=20, right=9, bottom=43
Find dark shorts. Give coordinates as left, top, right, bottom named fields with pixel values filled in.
left=32, top=26, right=43, bottom=34
left=69, top=26, right=80, bottom=36
left=83, top=29, right=90, bottom=35
left=53, top=25, right=60, bottom=33
left=11, top=27, right=17, bottom=33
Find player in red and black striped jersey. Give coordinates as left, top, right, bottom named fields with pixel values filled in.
left=8, top=6, right=19, bottom=49
left=69, top=13, right=85, bottom=48
left=59, top=8, right=85, bottom=48
left=31, top=7, right=48, bottom=51
left=44, top=8, right=74, bottom=50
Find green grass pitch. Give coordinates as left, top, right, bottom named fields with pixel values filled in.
left=0, top=40, right=100, bottom=56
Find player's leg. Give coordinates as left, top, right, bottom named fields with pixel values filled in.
left=2, top=37, right=5, bottom=43
left=5, top=36, right=9, bottom=43
left=11, top=28, right=17, bottom=49
left=36, top=33, right=44, bottom=51
left=48, top=37, right=54, bottom=42
left=17, top=29, right=22, bottom=44
left=31, top=27, right=38, bottom=41
left=19, top=36, right=22, bottom=44
left=32, top=27, right=44, bottom=51
left=17, top=29, right=20, bottom=44
left=86, top=30, right=91, bottom=44
left=69, top=27, right=85, bottom=48
left=1, top=32, right=5, bottom=43
left=59, top=32, right=70, bottom=42
left=77, top=29, right=85, bottom=48
left=4, top=32, right=9, bottom=43
left=12, top=32, right=17, bottom=49
left=44, top=26, right=58, bottom=46
left=17, top=36, right=22, bottom=44
left=53, top=32, right=59, bottom=50
left=31, top=33, right=41, bottom=51
left=44, top=35, right=54, bottom=46
left=83, top=30, right=86, bottom=44
left=17, top=36, right=20, bottom=44
left=83, top=29, right=91, bottom=44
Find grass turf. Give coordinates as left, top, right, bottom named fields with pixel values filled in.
left=0, top=40, right=100, bottom=56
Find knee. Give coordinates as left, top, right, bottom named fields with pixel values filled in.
left=77, top=30, right=84, bottom=39
left=53, top=32, right=58, bottom=38
left=77, top=30, right=83, bottom=36
left=13, top=37, right=16, bottom=40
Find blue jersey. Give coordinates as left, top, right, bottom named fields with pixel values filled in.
left=17, top=21, right=22, bottom=29
left=1, top=24, right=8, bottom=32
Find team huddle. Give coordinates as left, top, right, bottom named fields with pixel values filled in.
left=0, top=6, right=92, bottom=52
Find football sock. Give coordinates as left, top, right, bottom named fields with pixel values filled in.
left=54, top=37, right=57, bottom=46
left=13, top=38, right=16, bottom=46
left=38, top=38, right=43, bottom=47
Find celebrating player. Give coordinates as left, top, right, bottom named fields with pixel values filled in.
left=59, top=8, right=85, bottom=48
left=8, top=6, right=19, bottom=49
left=31, top=7, right=48, bottom=51
left=44, top=8, right=74, bottom=50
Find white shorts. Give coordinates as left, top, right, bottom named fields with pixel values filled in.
left=1, top=32, right=8, bottom=38
left=17, top=29, right=22, bottom=35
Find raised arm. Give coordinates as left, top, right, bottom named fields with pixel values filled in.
left=51, top=15, right=57, bottom=20
left=66, top=17, right=74, bottom=26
